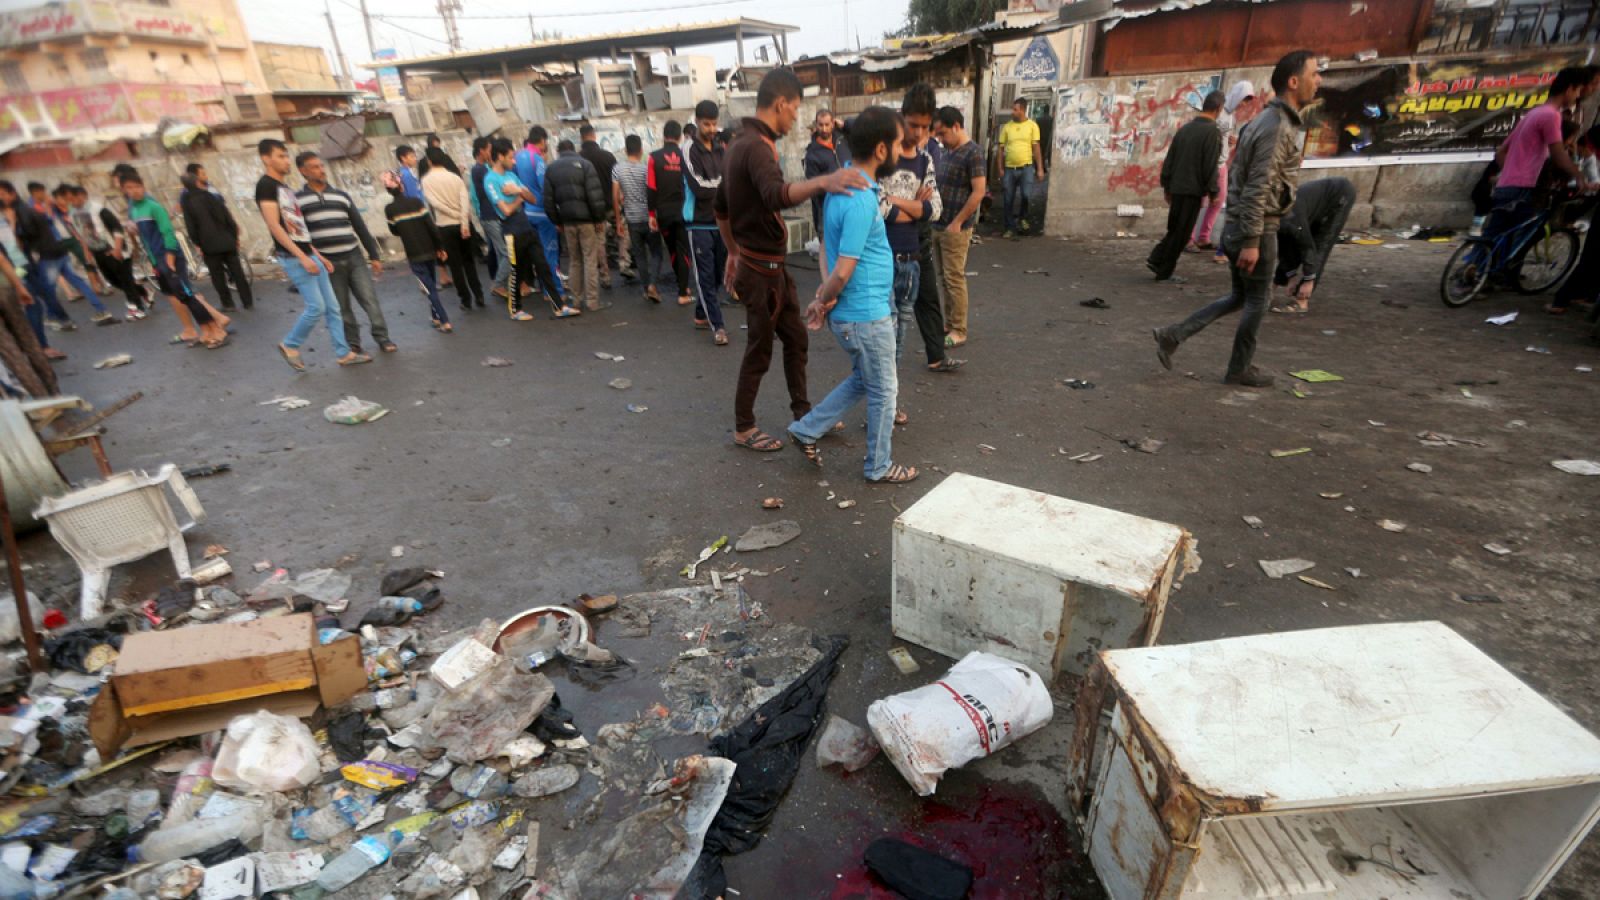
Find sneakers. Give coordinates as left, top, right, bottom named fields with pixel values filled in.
left=1152, top=327, right=1179, bottom=370
left=91, top=311, right=117, bottom=324
left=45, top=319, right=76, bottom=332
left=125, top=304, right=147, bottom=320
left=1223, top=366, right=1275, bottom=388
left=1002, top=230, right=1016, bottom=240
left=510, top=310, right=534, bottom=321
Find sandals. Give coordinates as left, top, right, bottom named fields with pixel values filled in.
left=894, top=410, right=909, bottom=426
left=788, top=433, right=822, bottom=467
left=338, top=352, right=373, bottom=366
left=714, top=329, right=729, bottom=346
left=202, top=336, right=229, bottom=350
left=379, top=341, right=399, bottom=353
left=927, top=358, right=964, bottom=373
left=439, top=323, right=454, bottom=334
left=870, top=464, right=919, bottom=484
left=735, top=430, right=784, bottom=453
left=943, top=334, right=967, bottom=348
left=277, top=344, right=305, bottom=372
left=677, top=295, right=694, bottom=306
left=1269, top=304, right=1309, bottom=315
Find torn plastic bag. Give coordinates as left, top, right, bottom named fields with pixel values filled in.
left=43, top=627, right=123, bottom=674
left=683, top=634, right=847, bottom=899
left=815, top=714, right=879, bottom=772
left=327, top=710, right=372, bottom=764
left=213, top=711, right=322, bottom=793
left=531, top=694, right=582, bottom=743
left=427, top=652, right=555, bottom=763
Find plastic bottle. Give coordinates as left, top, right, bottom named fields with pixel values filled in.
left=316, top=833, right=393, bottom=892
left=133, top=812, right=256, bottom=864
left=296, top=791, right=373, bottom=842
left=164, top=758, right=215, bottom=827
left=448, top=765, right=506, bottom=799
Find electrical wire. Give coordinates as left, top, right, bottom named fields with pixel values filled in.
left=367, top=0, right=765, bottom=20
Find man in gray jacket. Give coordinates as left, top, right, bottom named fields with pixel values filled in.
left=1153, top=51, right=1321, bottom=388
left=1148, top=90, right=1224, bottom=282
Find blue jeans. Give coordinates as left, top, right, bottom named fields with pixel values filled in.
left=1002, top=166, right=1035, bottom=232
left=1483, top=186, right=1534, bottom=247
left=892, top=258, right=919, bottom=362
left=39, top=253, right=106, bottom=313
left=24, top=264, right=71, bottom=325
left=690, top=228, right=726, bottom=331
left=481, top=218, right=509, bottom=291
left=789, top=315, right=898, bottom=481
left=278, top=255, right=351, bottom=357
left=410, top=261, right=449, bottom=324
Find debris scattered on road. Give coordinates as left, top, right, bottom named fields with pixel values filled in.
left=1023, top=268, right=1049, bottom=275
left=1578, top=365, right=1593, bottom=374
left=977, top=443, right=996, bottom=454
left=1319, top=491, right=1344, bottom=499
left=1345, top=567, right=1363, bottom=578
left=1407, top=462, right=1433, bottom=474
left=609, top=377, right=632, bottom=390
left=1552, top=459, right=1600, bottom=476
left=837, top=499, right=857, bottom=510
left=1062, top=378, right=1095, bottom=389
left=1485, top=311, right=1518, bottom=325
left=815, top=715, right=879, bottom=772
left=735, top=520, right=801, bottom=552
left=1259, top=558, right=1316, bottom=579
left=1456, top=592, right=1503, bottom=604
left=1417, top=430, right=1485, bottom=447
left=864, top=838, right=973, bottom=900
left=1079, top=297, right=1109, bottom=309
left=1298, top=575, right=1336, bottom=591
left=391, top=545, right=405, bottom=558
left=1483, top=543, right=1513, bottom=556
left=761, top=497, right=784, bottom=509
left=1242, top=516, right=1264, bottom=529
left=1289, top=369, right=1343, bottom=383
left=576, top=592, right=617, bottom=614
left=626, top=404, right=648, bottom=413
left=1378, top=519, right=1408, bottom=532
left=323, top=396, right=388, bottom=425
left=490, top=437, right=512, bottom=448
left=887, top=647, right=920, bottom=675
left=1525, top=345, right=1551, bottom=354
left=481, top=356, right=513, bottom=367
left=1130, top=437, right=1164, bottom=454
left=593, top=351, right=625, bottom=361
left=1270, top=447, right=1312, bottom=458
left=682, top=535, right=729, bottom=577
left=260, top=396, right=310, bottom=410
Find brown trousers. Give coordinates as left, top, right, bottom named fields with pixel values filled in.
left=732, top=260, right=809, bottom=433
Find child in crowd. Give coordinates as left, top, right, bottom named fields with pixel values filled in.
left=382, top=170, right=453, bottom=333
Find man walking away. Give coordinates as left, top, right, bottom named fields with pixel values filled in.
left=1148, top=90, right=1224, bottom=283
left=648, top=121, right=694, bottom=307
left=998, top=98, right=1043, bottom=238
left=715, top=67, right=869, bottom=453
left=803, top=109, right=844, bottom=253
left=579, top=124, right=620, bottom=282
left=296, top=151, right=396, bottom=354
left=179, top=163, right=253, bottom=310
left=471, top=136, right=511, bottom=300
left=789, top=105, right=917, bottom=485
left=45, top=187, right=115, bottom=322
left=422, top=146, right=485, bottom=310
left=614, top=135, right=661, bottom=301
left=68, top=186, right=147, bottom=319
left=1483, top=67, right=1596, bottom=246
left=487, top=138, right=575, bottom=320
left=685, top=100, right=730, bottom=344
left=931, top=106, right=985, bottom=349
left=123, top=173, right=228, bottom=347
left=544, top=139, right=611, bottom=312
left=1272, top=177, right=1355, bottom=314
left=257, top=139, right=367, bottom=371
left=1153, top=51, right=1322, bottom=388
left=880, top=86, right=944, bottom=399
left=383, top=171, right=453, bottom=333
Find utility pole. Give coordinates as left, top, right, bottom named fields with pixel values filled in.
left=358, top=0, right=376, bottom=58
left=437, top=0, right=464, bottom=53
left=324, top=1, right=353, bottom=88
left=528, top=14, right=536, bottom=42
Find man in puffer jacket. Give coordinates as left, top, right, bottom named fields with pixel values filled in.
left=543, top=139, right=610, bottom=311
left=1153, top=50, right=1321, bottom=389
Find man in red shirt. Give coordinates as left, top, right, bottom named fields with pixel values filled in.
left=714, top=68, right=867, bottom=452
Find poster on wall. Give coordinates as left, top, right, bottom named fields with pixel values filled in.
left=1304, top=53, right=1591, bottom=160
left=1013, top=36, right=1060, bottom=83
left=375, top=49, right=406, bottom=103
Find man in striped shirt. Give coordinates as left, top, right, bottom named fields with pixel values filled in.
left=295, top=152, right=395, bottom=354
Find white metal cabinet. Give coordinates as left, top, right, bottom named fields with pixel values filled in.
left=891, top=473, right=1196, bottom=677
left=1067, top=621, right=1600, bottom=899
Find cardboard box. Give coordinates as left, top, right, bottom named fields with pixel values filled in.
left=90, top=614, right=365, bottom=758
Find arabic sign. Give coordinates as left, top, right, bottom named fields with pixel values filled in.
left=1305, top=53, right=1590, bottom=159
left=1, top=0, right=200, bottom=46
left=375, top=48, right=406, bottom=103
left=1013, top=35, right=1060, bottom=83
left=0, top=82, right=225, bottom=134
left=0, top=0, right=92, bottom=44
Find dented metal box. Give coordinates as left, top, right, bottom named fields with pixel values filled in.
left=891, top=473, right=1194, bottom=677
left=1067, top=622, right=1600, bottom=899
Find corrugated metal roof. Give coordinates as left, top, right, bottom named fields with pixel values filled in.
left=366, top=17, right=797, bottom=70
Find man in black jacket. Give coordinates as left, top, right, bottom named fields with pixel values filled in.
left=578, top=123, right=620, bottom=282
left=543, top=139, right=610, bottom=311
left=179, top=164, right=253, bottom=310
left=1148, top=91, right=1224, bottom=283
left=803, top=109, right=844, bottom=252
left=684, top=100, right=729, bottom=343
left=647, top=121, right=693, bottom=306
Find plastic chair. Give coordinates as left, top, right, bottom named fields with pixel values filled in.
left=33, top=465, right=206, bottom=620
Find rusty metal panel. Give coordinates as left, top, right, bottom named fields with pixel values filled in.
left=1100, top=0, right=1432, bottom=75
left=1085, top=705, right=1197, bottom=900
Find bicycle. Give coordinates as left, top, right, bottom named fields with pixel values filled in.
left=1439, top=192, right=1581, bottom=307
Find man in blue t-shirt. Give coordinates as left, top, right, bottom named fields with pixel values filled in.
left=786, top=106, right=917, bottom=485
left=487, top=138, right=576, bottom=320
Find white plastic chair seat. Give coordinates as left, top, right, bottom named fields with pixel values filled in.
left=33, top=464, right=206, bottom=620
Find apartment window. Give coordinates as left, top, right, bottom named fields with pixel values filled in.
left=1491, top=0, right=1600, bottom=47
left=81, top=48, right=109, bottom=74
left=47, top=53, right=68, bottom=76
left=0, top=62, right=27, bottom=95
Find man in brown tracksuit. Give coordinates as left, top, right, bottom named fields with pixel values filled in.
left=715, top=68, right=868, bottom=452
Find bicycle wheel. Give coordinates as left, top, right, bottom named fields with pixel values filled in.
left=1440, top=240, right=1491, bottom=307
left=1514, top=229, right=1579, bottom=294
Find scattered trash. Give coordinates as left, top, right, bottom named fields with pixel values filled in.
left=1289, top=369, right=1343, bottom=383
left=1485, top=311, right=1518, bottom=325
left=761, top=497, right=784, bottom=509
left=816, top=715, right=879, bottom=772
left=1525, top=345, right=1551, bottom=354
left=323, top=396, right=388, bottom=425
left=390, top=544, right=405, bottom=558
left=864, top=838, right=974, bottom=900
left=180, top=463, right=233, bottom=479
left=1023, top=268, right=1049, bottom=275
left=481, top=356, right=514, bottom=367
left=626, top=404, right=648, bottom=413
left=837, top=499, right=857, bottom=510
left=1417, top=430, right=1485, bottom=447
left=491, top=437, right=513, bottom=448
left=594, top=351, right=625, bottom=361
left=1130, top=437, right=1164, bottom=454
left=977, top=443, right=996, bottom=454
left=1456, top=593, right=1503, bottom=604
left=682, top=536, right=729, bottom=578
left=1552, top=460, right=1600, bottom=476
left=1270, top=447, right=1312, bottom=458
left=1406, top=462, right=1433, bottom=474
left=212, top=711, right=322, bottom=793
left=1068, top=452, right=1103, bottom=463
left=1378, top=519, right=1408, bottom=533
left=1062, top=378, right=1095, bottom=389
left=1260, top=558, right=1316, bottom=579
left=1483, top=543, right=1513, bottom=556
left=1242, top=516, right=1264, bottom=529
left=887, top=646, right=920, bottom=675
left=94, top=353, right=134, bottom=369
left=1578, top=366, right=1593, bottom=374
left=260, top=396, right=310, bottom=410
left=1345, top=567, right=1363, bottom=578
left=868, top=652, right=1051, bottom=796
left=1079, top=297, right=1109, bottom=309
left=1298, top=575, right=1336, bottom=591
left=735, top=520, right=801, bottom=552
left=609, top=377, right=632, bottom=390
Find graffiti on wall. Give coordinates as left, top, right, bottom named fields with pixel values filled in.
left=1054, top=74, right=1222, bottom=195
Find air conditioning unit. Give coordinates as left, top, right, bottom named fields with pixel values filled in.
left=579, top=61, right=637, bottom=116
left=388, top=101, right=437, bottom=135
left=458, top=81, right=512, bottom=135
left=222, top=92, right=280, bottom=124
left=663, top=55, right=715, bottom=110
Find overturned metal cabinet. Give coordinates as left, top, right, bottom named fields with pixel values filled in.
left=891, top=472, right=1196, bottom=677
left=1068, top=622, right=1600, bottom=899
